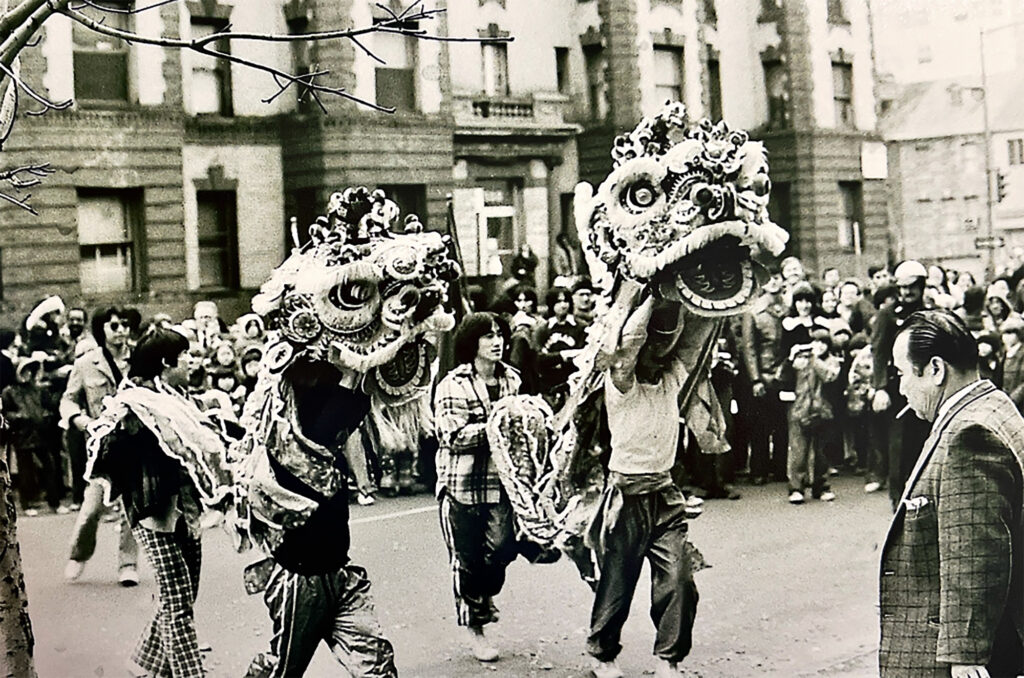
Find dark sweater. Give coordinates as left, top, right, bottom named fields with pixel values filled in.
left=270, top=376, right=370, bottom=576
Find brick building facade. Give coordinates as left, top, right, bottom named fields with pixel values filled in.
left=0, top=0, right=890, bottom=324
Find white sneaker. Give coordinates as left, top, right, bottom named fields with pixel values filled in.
left=820, top=491, right=836, bottom=502
left=23, top=508, right=38, bottom=517
left=55, top=506, right=71, bottom=515
left=465, top=625, right=499, bottom=662
left=357, top=493, right=375, bottom=506
left=864, top=481, right=881, bottom=493
left=592, top=659, right=624, bottom=678
left=788, top=490, right=805, bottom=504
left=64, top=560, right=85, bottom=582
left=654, top=658, right=681, bottom=678
left=118, top=566, right=139, bottom=587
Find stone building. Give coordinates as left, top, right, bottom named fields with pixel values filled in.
left=575, top=0, right=890, bottom=278
left=882, top=75, right=1024, bottom=277
left=0, top=0, right=890, bottom=322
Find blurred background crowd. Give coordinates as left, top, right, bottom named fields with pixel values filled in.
left=5, top=249, right=1024, bottom=520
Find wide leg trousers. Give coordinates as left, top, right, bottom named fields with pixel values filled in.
left=587, top=489, right=699, bottom=664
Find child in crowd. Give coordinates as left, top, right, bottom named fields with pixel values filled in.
left=2, top=357, right=64, bottom=515
left=785, top=328, right=841, bottom=504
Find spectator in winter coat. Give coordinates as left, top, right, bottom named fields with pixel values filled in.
left=785, top=330, right=841, bottom=505
left=1001, top=316, right=1024, bottom=410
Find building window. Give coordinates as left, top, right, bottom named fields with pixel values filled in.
left=583, top=44, right=608, bottom=121
left=707, top=57, right=722, bottom=122
left=482, top=43, right=509, bottom=96
left=832, top=62, right=854, bottom=129
left=374, top=20, right=417, bottom=111
left=653, top=46, right=684, bottom=104
left=379, top=184, right=428, bottom=229
left=555, top=47, right=570, bottom=94
left=1008, top=139, right=1024, bottom=165
left=196, top=190, right=239, bottom=290
left=768, top=181, right=793, bottom=254
left=827, top=0, right=848, bottom=24
left=838, top=181, right=864, bottom=253
left=190, top=20, right=233, bottom=115
left=76, top=189, right=143, bottom=294
left=73, top=0, right=131, bottom=104
left=287, top=15, right=315, bottom=113
left=763, top=60, right=789, bottom=129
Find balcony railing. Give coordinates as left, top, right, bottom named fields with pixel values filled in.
left=471, top=99, right=534, bottom=119
left=453, top=92, right=576, bottom=130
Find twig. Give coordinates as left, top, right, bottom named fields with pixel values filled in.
left=0, top=59, right=72, bottom=114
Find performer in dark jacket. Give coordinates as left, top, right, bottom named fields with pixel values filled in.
left=87, top=327, right=234, bottom=678
left=244, top=359, right=397, bottom=678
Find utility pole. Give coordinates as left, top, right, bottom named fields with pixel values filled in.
left=980, top=27, right=996, bottom=280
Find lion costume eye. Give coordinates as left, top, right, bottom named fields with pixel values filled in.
left=598, top=157, right=668, bottom=230
left=329, top=280, right=375, bottom=309
left=623, top=181, right=658, bottom=213
left=294, top=260, right=382, bottom=335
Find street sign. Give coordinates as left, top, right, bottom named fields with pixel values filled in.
left=974, top=235, right=1006, bottom=249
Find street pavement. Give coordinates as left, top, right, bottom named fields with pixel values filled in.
left=19, top=473, right=892, bottom=677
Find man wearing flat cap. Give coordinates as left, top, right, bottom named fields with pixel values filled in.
left=872, top=260, right=932, bottom=510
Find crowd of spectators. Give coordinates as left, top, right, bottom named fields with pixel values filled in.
left=7, top=248, right=1024, bottom=518
left=0, top=297, right=266, bottom=517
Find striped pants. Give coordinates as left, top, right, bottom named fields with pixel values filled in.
left=130, top=525, right=204, bottom=678
left=437, top=492, right=517, bottom=628
left=245, top=562, right=397, bottom=678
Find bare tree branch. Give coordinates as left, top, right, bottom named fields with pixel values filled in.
left=0, top=1, right=515, bottom=215
left=0, top=162, right=55, bottom=215
left=0, top=58, right=72, bottom=114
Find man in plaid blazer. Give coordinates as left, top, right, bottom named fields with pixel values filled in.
left=880, top=310, right=1024, bottom=678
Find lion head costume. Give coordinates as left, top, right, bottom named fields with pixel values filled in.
left=488, top=102, right=788, bottom=567
left=232, top=187, right=460, bottom=553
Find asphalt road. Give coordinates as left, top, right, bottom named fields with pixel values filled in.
left=18, top=473, right=892, bottom=677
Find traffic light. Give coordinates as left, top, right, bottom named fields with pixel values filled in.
left=997, top=170, right=1009, bottom=203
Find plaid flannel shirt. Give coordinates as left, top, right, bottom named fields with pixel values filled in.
left=433, top=363, right=521, bottom=505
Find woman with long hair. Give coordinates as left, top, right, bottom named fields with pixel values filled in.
left=434, top=312, right=521, bottom=663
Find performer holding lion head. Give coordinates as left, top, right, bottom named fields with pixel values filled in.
left=487, top=101, right=788, bottom=678
left=231, top=187, right=460, bottom=678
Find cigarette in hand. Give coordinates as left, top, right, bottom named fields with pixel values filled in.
left=896, top=404, right=912, bottom=419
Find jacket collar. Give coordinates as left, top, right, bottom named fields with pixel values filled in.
left=86, top=345, right=118, bottom=384
left=898, top=379, right=996, bottom=507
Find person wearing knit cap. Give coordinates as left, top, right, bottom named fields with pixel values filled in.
left=871, top=260, right=932, bottom=510
left=1000, top=316, right=1024, bottom=410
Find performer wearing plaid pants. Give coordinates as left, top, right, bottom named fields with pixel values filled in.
left=85, top=328, right=238, bottom=678
left=131, top=525, right=204, bottom=678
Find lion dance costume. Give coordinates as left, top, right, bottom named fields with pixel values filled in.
left=486, top=102, right=789, bottom=670
left=231, top=187, right=460, bottom=678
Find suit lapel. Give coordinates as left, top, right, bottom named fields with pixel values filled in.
left=898, top=380, right=995, bottom=507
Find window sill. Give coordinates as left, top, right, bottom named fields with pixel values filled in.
left=75, top=99, right=133, bottom=110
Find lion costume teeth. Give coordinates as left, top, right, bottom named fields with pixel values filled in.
left=582, top=101, right=788, bottom=317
